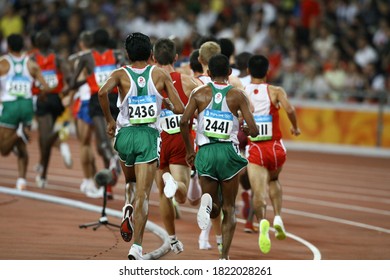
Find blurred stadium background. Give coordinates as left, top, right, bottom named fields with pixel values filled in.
left=1, top=0, right=389, bottom=151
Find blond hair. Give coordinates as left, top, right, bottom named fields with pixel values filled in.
left=199, top=41, right=221, bottom=65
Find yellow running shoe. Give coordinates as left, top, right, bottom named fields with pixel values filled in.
left=259, top=219, right=271, bottom=254
left=273, top=215, right=287, bottom=240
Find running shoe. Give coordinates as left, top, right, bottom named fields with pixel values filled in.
left=128, top=244, right=143, bottom=260
left=198, top=239, right=212, bottom=250
left=35, top=175, right=46, bottom=189
left=197, top=193, right=212, bottom=230
left=170, top=239, right=184, bottom=254
left=16, top=178, right=27, bottom=191
left=273, top=215, right=287, bottom=240
left=120, top=204, right=134, bottom=242
left=16, top=124, right=29, bottom=144
left=258, top=219, right=271, bottom=254
left=85, top=183, right=104, bottom=198
left=162, top=172, right=178, bottom=198
left=58, top=123, right=70, bottom=142
left=59, top=142, right=72, bottom=168
left=244, top=221, right=258, bottom=233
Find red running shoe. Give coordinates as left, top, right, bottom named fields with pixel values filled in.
left=120, top=204, right=134, bottom=242
left=244, top=221, right=258, bottom=233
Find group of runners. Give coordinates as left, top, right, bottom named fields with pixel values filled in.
left=0, top=30, right=300, bottom=260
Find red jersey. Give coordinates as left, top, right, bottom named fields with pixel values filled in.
left=32, top=52, right=64, bottom=95
left=86, top=49, right=117, bottom=95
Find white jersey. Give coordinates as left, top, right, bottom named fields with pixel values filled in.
left=245, top=83, right=271, bottom=115
left=116, top=65, right=163, bottom=132
left=197, top=82, right=239, bottom=146
left=77, top=83, right=91, bottom=101
left=197, top=75, right=211, bottom=84
left=0, top=54, right=34, bottom=102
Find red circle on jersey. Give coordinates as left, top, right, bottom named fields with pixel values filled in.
left=254, top=89, right=259, bottom=94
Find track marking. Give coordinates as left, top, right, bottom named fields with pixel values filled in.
left=148, top=200, right=322, bottom=260
left=0, top=186, right=170, bottom=260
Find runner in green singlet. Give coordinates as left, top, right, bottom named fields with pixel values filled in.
left=180, top=54, right=258, bottom=260
left=98, top=32, right=184, bottom=260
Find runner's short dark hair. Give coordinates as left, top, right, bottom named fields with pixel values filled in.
left=7, top=34, right=24, bottom=52
left=125, top=32, right=152, bottom=62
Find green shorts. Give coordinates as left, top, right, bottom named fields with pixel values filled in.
left=0, top=98, right=34, bottom=129
left=114, top=125, right=160, bottom=167
left=195, top=142, right=248, bottom=181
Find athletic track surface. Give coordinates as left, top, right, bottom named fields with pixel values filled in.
left=1, top=131, right=389, bottom=260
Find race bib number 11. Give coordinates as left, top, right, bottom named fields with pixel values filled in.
left=249, top=115, right=273, bottom=141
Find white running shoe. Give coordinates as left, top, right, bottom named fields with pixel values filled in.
left=197, top=193, right=212, bottom=230
left=16, top=124, right=29, bottom=144
left=80, top=179, right=88, bottom=193
left=259, top=219, right=271, bottom=254
left=59, top=142, right=72, bottom=168
left=198, top=239, right=212, bottom=250
left=16, top=178, right=27, bottom=191
left=273, top=215, right=287, bottom=240
left=85, top=183, right=104, bottom=198
left=35, top=175, right=46, bottom=188
left=162, top=172, right=178, bottom=198
left=58, top=124, right=70, bottom=142
left=128, top=245, right=144, bottom=260
left=170, top=239, right=184, bottom=254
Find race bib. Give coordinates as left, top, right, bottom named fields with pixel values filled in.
left=42, top=70, right=59, bottom=88
left=160, top=109, right=181, bottom=134
left=203, top=109, right=233, bottom=139
left=7, top=76, right=31, bottom=97
left=94, top=65, right=116, bottom=87
left=248, top=115, right=273, bottom=141
left=128, top=95, right=158, bottom=124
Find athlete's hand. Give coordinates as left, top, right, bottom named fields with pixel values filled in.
left=162, top=98, right=174, bottom=111
left=185, top=150, right=196, bottom=166
left=106, top=120, right=116, bottom=138
left=290, top=127, right=301, bottom=136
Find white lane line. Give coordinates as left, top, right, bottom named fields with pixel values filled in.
left=0, top=186, right=170, bottom=260
left=148, top=200, right=322, bottom=260
left=284, top=208, right=390, bottom=234
left=284, top=195, right=390, bottom=216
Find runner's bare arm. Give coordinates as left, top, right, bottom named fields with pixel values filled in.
left=180, top=89, right=198, bottom=166
left=162, top=69, right=185, bottom=114
left=237, top=91, right=259, bottom=137
left=29, top=60, right=50, bottom=94
left=274, top=86, right=300, bottom=136
left=98, top=69, right=121, bottom=137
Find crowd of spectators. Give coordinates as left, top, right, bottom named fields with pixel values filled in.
left=1, top=0, right=389, bottom=104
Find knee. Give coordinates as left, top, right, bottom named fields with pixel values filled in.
left=253, top=192, right=267, bottom=206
